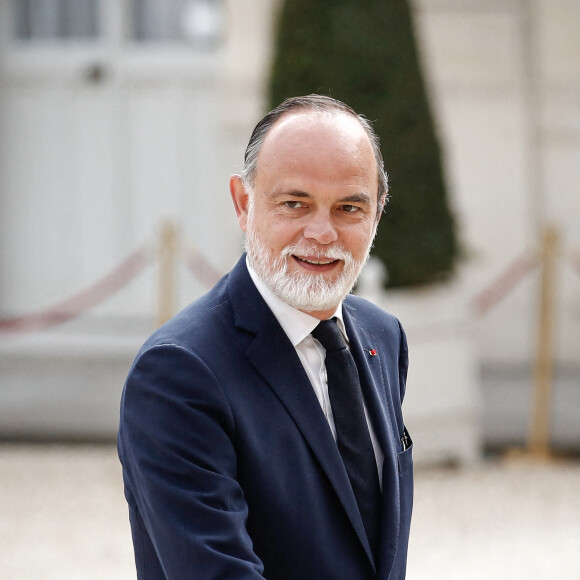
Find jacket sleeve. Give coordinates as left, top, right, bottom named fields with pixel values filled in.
left=118, top=343, right=265, bottom=579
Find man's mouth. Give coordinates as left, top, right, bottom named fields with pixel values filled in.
left=292, top=255, right=341, bottom=270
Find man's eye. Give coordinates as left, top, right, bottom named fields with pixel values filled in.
left=284, top=201, right=305, bottom=209
left=341, top=205, right=360, bottom=213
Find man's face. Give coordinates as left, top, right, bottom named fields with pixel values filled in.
left=230, top=111, right=381, bottom=320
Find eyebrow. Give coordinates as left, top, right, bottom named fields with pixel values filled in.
left=340, top=193, right=372, bottom=205
left=271, top=190, right=372, bottom=205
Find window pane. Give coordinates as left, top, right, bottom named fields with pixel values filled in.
left=130, top=0, right=223, bottom=46
left=132, top=0, right=180, bottom=41
left=62, top=0, right=99, bottom=38
left=13, top=0, right=100, bottom=40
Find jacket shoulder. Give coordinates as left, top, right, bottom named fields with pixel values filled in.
left=344, top=293, right=403, bottom=335
left=139, top=274, right=234, bottom=355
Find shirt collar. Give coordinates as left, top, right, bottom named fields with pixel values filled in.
left=246, top=257, right=347, bottom=346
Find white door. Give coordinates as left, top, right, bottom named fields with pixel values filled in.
left=0, top=0, right=228, bottom=321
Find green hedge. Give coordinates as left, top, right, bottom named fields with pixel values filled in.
left=268, top=0, right=458, bottom=288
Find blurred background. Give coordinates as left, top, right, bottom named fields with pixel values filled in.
left=0, top=0, right=579, bottom=578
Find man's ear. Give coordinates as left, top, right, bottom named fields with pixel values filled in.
left=375, top=192, right=387, bottom=224
left=230, top=175, right=250, bottom=232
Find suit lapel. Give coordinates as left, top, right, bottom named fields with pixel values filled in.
left=343, top=302, right=398, bottom=451
left=343, top=299, right=402, bottom=579
left=227, top=258, right=375, bottom=569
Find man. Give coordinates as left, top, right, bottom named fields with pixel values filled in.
left=118, top=95, right=412, bottom=580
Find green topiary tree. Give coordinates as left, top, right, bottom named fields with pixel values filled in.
left=268, top=0, right=458, bottom=288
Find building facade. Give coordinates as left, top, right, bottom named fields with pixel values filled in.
left=0, top=0, right=578, bottom=453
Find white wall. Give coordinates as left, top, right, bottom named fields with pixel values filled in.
left=412, top=0, right=580, bottom=369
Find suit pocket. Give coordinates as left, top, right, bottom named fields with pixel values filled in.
left=397, top=444, right=413, bottom=477
left=395, top=441, right=414, bottom=575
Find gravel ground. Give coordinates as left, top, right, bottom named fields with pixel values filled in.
left=1, top=444, right=579, bottom=579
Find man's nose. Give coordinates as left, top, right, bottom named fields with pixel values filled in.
left=303, top=211, right=338, bottom=245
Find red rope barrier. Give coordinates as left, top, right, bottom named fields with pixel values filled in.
left=470, top=253, right=538, bottom=316
left=2, top=235, right=558, bottom=333
left=0, top=247, right=151, bottom=335
left=184, top=246, right=223, bottom=288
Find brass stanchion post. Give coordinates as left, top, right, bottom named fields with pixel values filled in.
left=157, top=221, right=178, bottom=328
left=528, top=225, right=559, bottom=459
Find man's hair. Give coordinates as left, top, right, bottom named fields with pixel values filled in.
left=241, top=94, right=389, bottom=216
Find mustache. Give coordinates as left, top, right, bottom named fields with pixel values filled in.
left=280, top=242, right=353, bottom=262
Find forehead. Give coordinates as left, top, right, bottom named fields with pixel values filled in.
left=255, top=111, right=377, bottom=190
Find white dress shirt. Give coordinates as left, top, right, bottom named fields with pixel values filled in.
left=247, top=259, right=384, bottom=485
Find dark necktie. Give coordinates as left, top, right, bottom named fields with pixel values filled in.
left=312, top=318, right=381, bottom=560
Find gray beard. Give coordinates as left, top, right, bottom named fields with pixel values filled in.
left=244, top=218, right=372, bottom=313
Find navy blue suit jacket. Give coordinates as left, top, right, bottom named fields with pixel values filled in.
left=118, top=255, right=412, bottom=579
